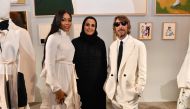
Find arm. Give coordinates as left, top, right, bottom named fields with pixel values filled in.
left=45, top=35, right=62, bottom=93
left=136, top=42, right=147, bottom=95
left=101, top=41, right=108, bottom=81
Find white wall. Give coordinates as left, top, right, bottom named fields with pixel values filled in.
left=11, top=0, right=190, bottom=102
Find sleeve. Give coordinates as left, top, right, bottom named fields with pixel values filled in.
left=136, top=42, right=147, bottom=94
left=44, top=35, right=62, bottom=92
left=18, top=28, right=36, bottom=102
left=100, top=41, right=108, bottom=84
left=107, top=47, right=111, bottom=75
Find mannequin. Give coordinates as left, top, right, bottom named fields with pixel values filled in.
left=177, top=32, right=190, bottom=109
left=0, top=0, right=36, bottom=108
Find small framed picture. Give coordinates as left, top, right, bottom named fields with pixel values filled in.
left=138, top=22, right=152, bottom=40
left=162, top=22, right=176, bottom=40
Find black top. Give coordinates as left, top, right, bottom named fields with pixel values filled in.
left=72, top=35, right=107, bottom=109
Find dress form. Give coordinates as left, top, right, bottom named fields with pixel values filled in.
left=0, top=0, right=36, bottom=108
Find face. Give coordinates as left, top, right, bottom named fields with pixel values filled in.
left=84, top=19, right=96, bottom=36
left=60, top=13, right=72, bottom=32
left=114, top=19, right=128, bottom=39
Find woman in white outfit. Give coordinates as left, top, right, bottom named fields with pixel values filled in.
left=40, top=10, right=80, bottom=109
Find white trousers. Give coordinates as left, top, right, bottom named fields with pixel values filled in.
left=177, top=88, right=190, bottom=109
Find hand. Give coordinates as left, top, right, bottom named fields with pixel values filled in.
left=55, top=90, right=67, bottom=104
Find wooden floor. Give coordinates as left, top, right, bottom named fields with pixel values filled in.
left=139, top=101, right=177, bottom=109
left=30, top=101, right=177, bottom=109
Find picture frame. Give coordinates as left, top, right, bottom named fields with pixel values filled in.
left=10, top=11, right=28, bottom=30
left=162, top=22, right=176, bottom=40
left=34, top=0, right=147, bottom=16
left=138, top=22, right=152, bottom=40
left=156, top=0, right=190, bottom=15
left=11, top=0, right=25, bottom=5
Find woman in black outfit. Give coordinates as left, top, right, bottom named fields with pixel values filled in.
left=72, top=16, right=107, bottom=109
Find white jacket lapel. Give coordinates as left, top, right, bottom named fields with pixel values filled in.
left=118, top=36, right=135, bottom=73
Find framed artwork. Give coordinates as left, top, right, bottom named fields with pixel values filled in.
left=10, top=11, right=28, bottom=30
left=34, top=0, right=147, bottom=16
left=156, top=0, right=190, bottom=15
left=11, top=0, right=25, bottom=4
left=138, top=22, right=152, bottom=40
left=162, top=22, right=176, bottom=40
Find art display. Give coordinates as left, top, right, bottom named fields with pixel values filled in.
left=162, top=22, right=176, bottom=39
left=10, top=11, right=27, bottom=29
left=156, top=0, right=190, bottom=15
left=11, top=0, right=25, bottom=4
left=138, top=22, right=152, bottom=40
left=34, top=0, right=147, bottom=16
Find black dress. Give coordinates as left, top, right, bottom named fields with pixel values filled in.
left=72, top=35, right=107, bottom=109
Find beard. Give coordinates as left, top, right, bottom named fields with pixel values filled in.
left=116, top=29, right=127, bottom=39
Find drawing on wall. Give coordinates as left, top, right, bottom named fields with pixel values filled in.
left=156, top=0, right=190, bottom=15
left=11, top=0, right=25, bottom=4
left=10, top=11, right=27, bottom=29
left=162, top=22, right=176, bottom=40
left=34, top=0, right=147, bottom=16
left=138, top=22, right=152, bottom=40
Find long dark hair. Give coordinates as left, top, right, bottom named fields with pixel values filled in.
left=42, top=10, right=72, bottom=66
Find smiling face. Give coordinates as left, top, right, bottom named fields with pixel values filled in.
left=114, top=19, right=128, bottom=39
left=113, top=15, right=131, bottom=40
left=60, top=12, right=72, bottom=32
left=84, top=19, right=96, bottom=36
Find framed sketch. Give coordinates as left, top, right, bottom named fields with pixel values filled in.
left=34, top=0, right=147, bottom=16
left=10, top=11, right=28, bottom=30
left=138, top=22, right=152, bottom=40
left=156, top=0, right=190, bottom=15
left=162, top=22, right=176, bottom=40
left=11, top=0, right=25, bottom=5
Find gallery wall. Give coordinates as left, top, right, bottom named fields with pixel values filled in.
left=11, top=0, right=190, bottom=102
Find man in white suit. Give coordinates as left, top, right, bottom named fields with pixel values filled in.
left=104, top=15, right=147, bottom=109
left=177, top=32, right=190, bottom=109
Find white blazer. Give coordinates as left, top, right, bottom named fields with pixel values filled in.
left=104, top=35, right=147, bottom=106
left=177, top=32, right=190, bottom=88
